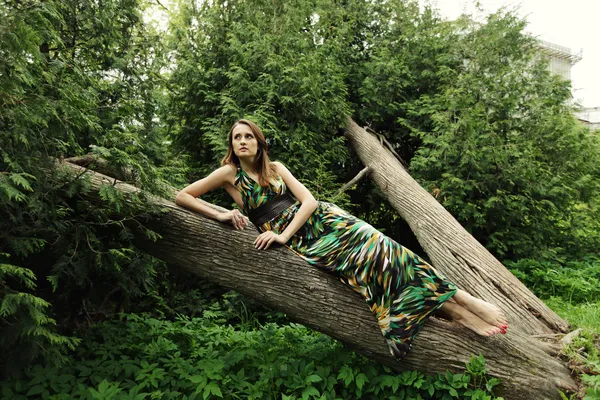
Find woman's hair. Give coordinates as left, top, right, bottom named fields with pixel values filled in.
left=221, top=119, right=278, bottom=187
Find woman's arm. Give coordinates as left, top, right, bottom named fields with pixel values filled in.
left=254, top=162, right=318, bottom=249
left=275, top=162, right=318, bottom=241
left=175, top=165, right=247, bottom=229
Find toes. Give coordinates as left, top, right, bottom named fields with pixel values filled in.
left=489, top=327, right=503, bottom=336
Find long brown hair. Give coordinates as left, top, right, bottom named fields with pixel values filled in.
left=221, top=119, right=278, bottom=187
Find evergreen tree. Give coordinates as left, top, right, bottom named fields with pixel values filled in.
left=0, top=0, right=176, bottom=375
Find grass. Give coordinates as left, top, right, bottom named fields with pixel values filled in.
left=544, top=297, right=600, bottom=333
left=544, top=297, right=600, bottom=399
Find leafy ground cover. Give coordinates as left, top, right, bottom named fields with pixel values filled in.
left=1, top=313, right=503, bottom=400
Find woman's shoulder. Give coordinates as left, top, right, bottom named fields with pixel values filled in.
left=217, top=164, right=240, bottom=176
left=270, top=161, right=292, bottom=175
left=270, top=160, right=286, bottom=171
left=213, top=164, right=239, bottom=185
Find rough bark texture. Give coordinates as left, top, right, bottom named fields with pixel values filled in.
left=344, top=117, right=568, bottom=337
left=58, top=160, right=575, bottom=399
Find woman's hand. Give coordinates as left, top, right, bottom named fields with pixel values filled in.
left=254, top=231, right=288, bottom=250
left=218, top=209, right=248, bottom=230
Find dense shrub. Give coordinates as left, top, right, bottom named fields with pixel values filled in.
left=508, top=255, right=600, bottom=304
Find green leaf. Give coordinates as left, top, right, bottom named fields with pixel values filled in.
left=485, top=377, right=501, bottom=391
left=337, top=366, right=354, bottom=386
left=203, top=382, right=222, bottom=399
left=26, top=385, right=44, bottom=396
left=355, top=373, right=369, bottom=390
left=301, top=386, right=319, bottom=400
left=306, top=374, right=322, bottom=384
left=8, top=173, right=36, bottom=191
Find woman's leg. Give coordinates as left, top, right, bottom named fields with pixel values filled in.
left=439, top=300, right=504, bottom=336
left=452, top=289, right=509, bottom=328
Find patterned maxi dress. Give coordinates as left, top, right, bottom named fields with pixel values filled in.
left=236, top=166, right=457, bottom=359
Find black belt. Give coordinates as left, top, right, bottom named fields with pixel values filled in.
left=248, top=192, right=296, bottom=227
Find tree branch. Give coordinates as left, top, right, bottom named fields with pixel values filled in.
left=335, top=167, right=370, bottom=197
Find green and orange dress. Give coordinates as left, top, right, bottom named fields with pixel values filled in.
left=236, top=166, right=457, bottom=359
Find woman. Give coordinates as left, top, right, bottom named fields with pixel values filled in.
left=175, top=119, right=508, bottom=359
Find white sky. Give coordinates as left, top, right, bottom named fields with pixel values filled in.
left=424, top=0, right=600, bottom=108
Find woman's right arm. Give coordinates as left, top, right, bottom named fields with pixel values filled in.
left=175, top=166, right=247, bottom=229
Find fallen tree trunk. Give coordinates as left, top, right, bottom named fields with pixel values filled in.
left=343, top=117, right=568, bottom=336
left=58, top=160, right=575, bottom=399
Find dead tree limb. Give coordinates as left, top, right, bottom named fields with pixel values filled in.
left=335, top=167, right=370, bottom=197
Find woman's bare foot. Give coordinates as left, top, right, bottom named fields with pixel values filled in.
left=441, top=301, right=504, bottom=336
left=453, top=290, right=509, bottom=329
left=454, top=310, right=504, bottom=337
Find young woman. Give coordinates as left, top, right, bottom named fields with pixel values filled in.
left=175, top=119, right=509, bottom=359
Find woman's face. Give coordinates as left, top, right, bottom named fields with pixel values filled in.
left=231, top=123, right=259, bottom=160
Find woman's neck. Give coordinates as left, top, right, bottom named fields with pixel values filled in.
left=239, top=158, right=256, bottom=173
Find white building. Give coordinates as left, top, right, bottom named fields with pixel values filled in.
left=535, top=40, right=598, bottom=131
left=577, top=107, right=600, bottom=131
left=536, top=39, right=582, bottom=82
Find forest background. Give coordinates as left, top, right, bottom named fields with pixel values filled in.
left=1, top=0, right=599, bottom=398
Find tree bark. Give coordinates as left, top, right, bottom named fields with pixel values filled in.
left=343, top=117, right=568, bottom=336
left=58, top=160, right=575, bottom=399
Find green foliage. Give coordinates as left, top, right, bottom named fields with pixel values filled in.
left=0, top=0, right=183, bottom=376
left=560, top=330, right=600, bottom=400
left=166, top=0, right=354, bottom=207
left=1, top=314, right=503, bottom=399
left=403, top=12, right=600, bottom=260
left=165, top=0, right=600, bottom=265
left=2, top=0, right=599, bottom=391
left=582, top=373, right=600, bottom=400
left=545, top=298, right=600, bottom=333
left=0, top=260, right=81, bottom=370
left=508, top=255, right=600, bottom=304
left=544, top=299, right=600, bottom=399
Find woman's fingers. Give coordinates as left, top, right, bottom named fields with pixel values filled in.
left=231, top=211, right=246, bottom=229
left=254, top=233, right=264, bottom=247
left=255, top=232, right=274, bottom=249
left=263, top=236, right=275, bottom=250
left=259, top=234, right=271, bottom=249
left=254, top=232, right=285, bottom=250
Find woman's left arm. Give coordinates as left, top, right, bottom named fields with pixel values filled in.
left=254, top=162, right=318, bottom=250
